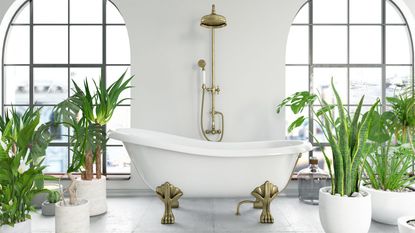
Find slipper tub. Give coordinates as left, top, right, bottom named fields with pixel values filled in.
left=109, top=128, right=312, bottom=197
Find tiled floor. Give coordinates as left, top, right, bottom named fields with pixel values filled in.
left=32, top=196, right=398, bottom=233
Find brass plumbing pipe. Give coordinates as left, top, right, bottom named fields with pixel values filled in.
left=198, top=4, right=226, bottom=142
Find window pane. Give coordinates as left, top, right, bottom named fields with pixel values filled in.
left=350, top=26, right=381, bottom=64
left=69, top=68, right=101, bottom=94
left=12, top=2, right=30, bottom=24
left=106, top=1, right=125, bottom=24
left=106, top=146, right=131, bottom=174
left=3, top=106, right=28, bottom=117
left=4, top=66, right=29, bottom=105
left=313, top=26, right=347, bottom=64
left=34, top=68, right=68, bottom=105
left=107, top=26, right=130, bottom=64
left=106, top=66, right=131, bottom=104
left=386, top=1, right=405, bottom=24
left=34, top=26, right=68, bottom=64
left=386, top=26, right=411, bottom=64
left=107, top=107, right=130, bottom=145
left=4, top=26, right=30, bottom=64
left=285, top=66, right=308, bottom=96
left=70, top=0, right=102, bottom=24
left=33, top=0, right=68, bottom=24
left=313, top=147, right=333, bottom=172
left=313, top=106, right=329, bottom=143
left=350, top=0, right=381, bottom=24
left=350, top=68, right=382, bottom=105
left=38, top=106, right=69, bottom=143
left=285, top=107, right=309, bottom=141
left=386, top=66, right=412, bottom=97
left=313, top=68, right=348, bottom=104
left=44, top=147, right=68, bottom=173
left=313, top=0, right=347, bottom=24
left=70, top=26, right=102, bottom=64
left=293, top=3, right=309, bottom=24
left=286, top=26, right=309, bottom=64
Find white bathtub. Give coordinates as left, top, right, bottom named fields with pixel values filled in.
left=109, top=128, right=312, bottom=197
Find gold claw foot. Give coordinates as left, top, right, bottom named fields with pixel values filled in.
left=156, top=182, right=183, bottom=224
left=236, top=181, right=279, bottom=224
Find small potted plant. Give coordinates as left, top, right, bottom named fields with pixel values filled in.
left=277, top=80, right=378, bottom=233
left=41, top=190, right=61, bottom=216
left=55, top=173, right=89, bottom=233
left=398, top=216, right=415, bottom=233
left=54, top=71, right=133, bottom=216
left=361, top=93, right=415, bottom=225
left=0, top=108, right=54, bottom=233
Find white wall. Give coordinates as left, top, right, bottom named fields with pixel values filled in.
left=114, top=0, right=304, bottom=142
left=1, top=0, right=415, bottom=193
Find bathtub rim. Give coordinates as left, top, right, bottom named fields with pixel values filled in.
left=109, top=128, right=313, bottom=158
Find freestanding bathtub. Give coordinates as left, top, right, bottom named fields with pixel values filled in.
left=109, top=128, right=313, bottom=197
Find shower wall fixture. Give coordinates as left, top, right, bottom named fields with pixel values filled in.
left=198, top=4, right=226, bottom=142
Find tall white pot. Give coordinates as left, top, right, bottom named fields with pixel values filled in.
left=361, top=186, right=415, bottom=225
left=0, top=220, right=31, bottom=233
left=55, top=199, right=89, bottom=233
left=75, top=176, right=107, bottom=216
left=319, top=187, right=372, bottom=233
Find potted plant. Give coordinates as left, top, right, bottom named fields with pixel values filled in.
left=54, top=71, right=133, bottom=216
left=277, top=80, right=378, bottom=233
left=398, top=216, right=415, bottom=233
left=55, top=173, right=89, bottom=233
left=0, top=108, right=54, bottom=233
left=361, top=93, right=415, bottom=225
left=41, top=190, right=60, bottom=216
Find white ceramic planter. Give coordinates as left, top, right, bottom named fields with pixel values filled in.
left=75, top=176, right=107, bottom=216
left=398, top=216, right=415, bottom=233
left=0, top=220, right=31, bottom=233
left=361, top=186, right=415, bottom=225
left=55, top=199, right=89, bottom=233
left=319, top=187, right=372, bottom=233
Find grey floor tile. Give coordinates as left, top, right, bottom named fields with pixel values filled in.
left=30, top=196, right=399, bottom=233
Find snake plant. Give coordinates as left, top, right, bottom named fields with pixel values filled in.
left=0, top=108, right=54, bottom=227
left=54, top=71, right=133, bottom=180
left=277, top=80, right=379, bottom=196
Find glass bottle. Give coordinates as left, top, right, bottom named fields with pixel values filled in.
left=298, top=156, right=330, bottom=205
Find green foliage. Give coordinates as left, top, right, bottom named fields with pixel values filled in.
left=277, top=79, right=379, bottom=196
left=0, top=108, right=54, bottom=226
left=386, top=93, right=415, bottom=144
left=54, top=71, right=133, bottom=173
left=364, top=145, right=415, bottom=191
left=47, top=190, right=61, bottom=204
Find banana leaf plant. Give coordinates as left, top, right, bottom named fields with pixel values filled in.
left=0, top=108, right=54, bottom=227
left=54, top=71, right=133, bottom=180
left=277, top=80, right=379, bottom=196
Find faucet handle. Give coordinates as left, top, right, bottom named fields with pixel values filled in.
left=198, top=59, right=206, bottom=70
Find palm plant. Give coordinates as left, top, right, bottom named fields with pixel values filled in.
left=0, top=108, right=54, bottom=227
left=54, top=71, right=133, bottom=180
left=277, top=80, right=379, bottom=196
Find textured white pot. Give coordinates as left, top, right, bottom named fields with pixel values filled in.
left=398, top=216, right=415, bottom=233
left=361, top=186, right=415, bottom=225
left=0, top=220, right=31, bottom=233
left=319, top=187, right=372, bottom=233
left=75, top=176, right=107, bottom=216
left=55, top=199, right=89, bottom=233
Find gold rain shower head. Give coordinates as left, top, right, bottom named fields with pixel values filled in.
left=200, top=4, right=227, bottom=29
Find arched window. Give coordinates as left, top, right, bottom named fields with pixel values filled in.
left=0, top=0, right=131, bottom=175
left=285, top=0, right=414, bottom=170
